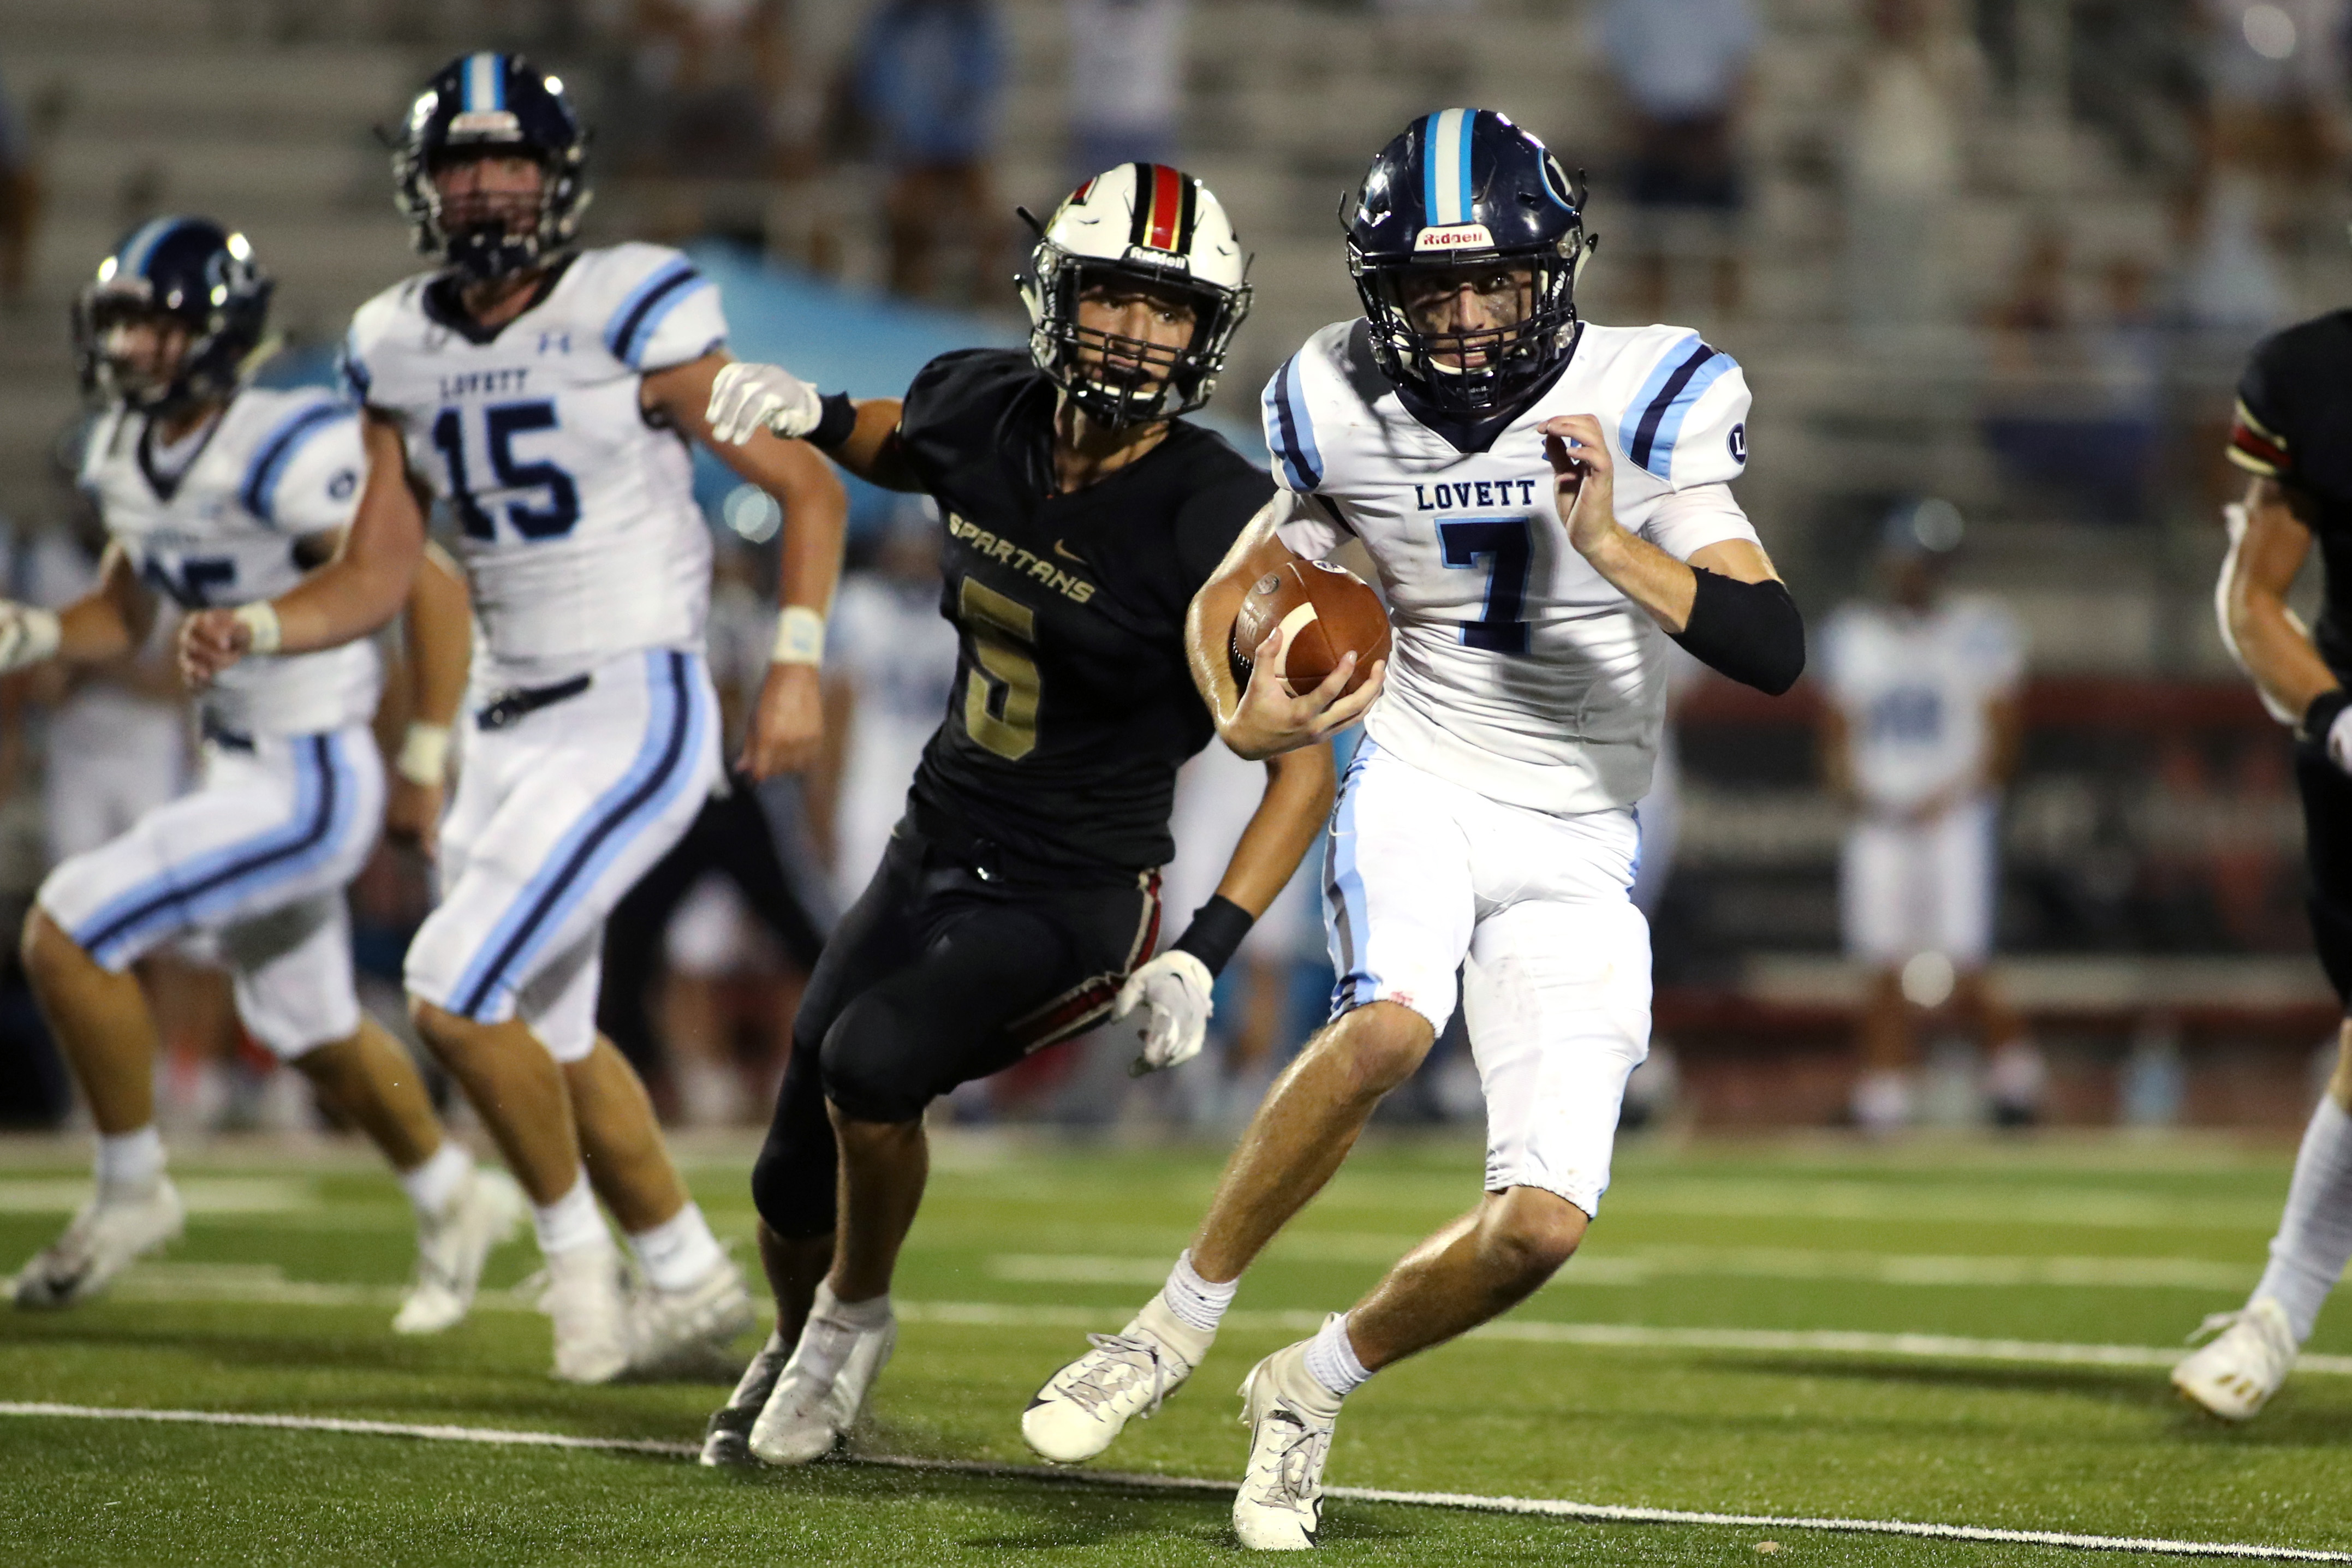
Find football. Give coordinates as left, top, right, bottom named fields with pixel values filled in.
left=1231, top=559, right=1392, bottom=698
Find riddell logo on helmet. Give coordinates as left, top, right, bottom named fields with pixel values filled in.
left=1413, top=224, right=1495, bottom=253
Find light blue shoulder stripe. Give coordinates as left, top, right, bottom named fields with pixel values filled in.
left=1259, top=354, right=1324, bottom=493
left=602, top=255, right=708, bottom=367
left=1640, top=353, right=1736, bottom=480
left=241, top=396, right=356, bottom=527
left=1617, top=332, right=1701, bottom=462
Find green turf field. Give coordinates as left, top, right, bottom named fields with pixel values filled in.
left=2, top=1131, right=2347, bottom=1565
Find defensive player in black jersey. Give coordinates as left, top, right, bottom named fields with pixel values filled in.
left=2177, top=314, right=2352, bottom=1420
left=695, top=164, right=1365, bottom=1465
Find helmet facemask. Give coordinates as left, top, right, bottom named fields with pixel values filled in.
left=1353, top=243, right=1583, bottom=415
left=414, top=147, right=564, bottom=281
left=1023, top=245, right=1251, bottom=430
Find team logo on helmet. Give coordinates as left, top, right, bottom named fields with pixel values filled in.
left=1018, top=164, right=1254, bottom=430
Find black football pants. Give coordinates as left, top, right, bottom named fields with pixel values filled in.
left=750, top=823, right=1158, bottom=1240
left=2298, top=747, right=2352, bottom=1009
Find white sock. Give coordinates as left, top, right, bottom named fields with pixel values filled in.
left=2253, top=1096, right=2352, bottom=1343
left=814, top=1277, right=893, bottom=1329
left=1161, top=1250, right=1238, bottom=1334
left=531, top=1172, right=609, bottom=1256
left=1303, top=1311, right=1372, bottom=1400
left=94, top=1126, right=165, bottom=1195
left=627, top=1202, right=727, bottom=1292
left=396, top=1141, right=472, bottom=1220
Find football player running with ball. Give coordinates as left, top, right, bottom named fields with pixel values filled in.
left=1025, top=110, right=1806, bottom=1549
left=181, top=56, right=850, bottom=1383
left=2178, top=300, right=2352, bottom=1420
left=696, top=164, right=1344, bottom=1466
left=6, top=218, right=518, bottom=1330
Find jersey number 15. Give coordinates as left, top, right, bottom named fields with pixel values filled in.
left=431, top=400, right=582, bottom=542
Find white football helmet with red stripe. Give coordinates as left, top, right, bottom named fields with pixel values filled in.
left=1019, top=163, right=1252, bottom=428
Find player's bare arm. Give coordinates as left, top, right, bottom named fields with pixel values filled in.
left=1185, top=497, right=1385, bottom=761
left=650, top=350, right=849, bottom=776
left=0, top=541, right=159, bottom=677
left=180, top=413, right=428, bottom=684
left=2221, top=476, right=2336, bottom=724
left=384, top=540, right=471, bottom=856
left=1543, top=412, right=1803, bottom=695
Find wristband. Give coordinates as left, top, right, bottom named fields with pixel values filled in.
left=2300, top=688, right=2350, bottom=745
left=1171, top=894, right=1257, bottom=978
left=396, top=722, right=451, bottom=787
left=0, top=606, right=61, bottom=674
left=808, top=392, right=858, bottom=453
left=771, top=605, right=826, bottom=666
left=233, top=600, right=282, bottom=655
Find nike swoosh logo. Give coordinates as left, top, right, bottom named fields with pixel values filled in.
left=1053, top=539, right=1086, bottom=564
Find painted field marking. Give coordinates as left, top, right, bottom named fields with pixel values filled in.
left=0, top=1177, right=314, bottom=1214
left=0, top=1400, right=2342, bottom=1562
left=990, top=1248, right=2260, bottom=1291
left=38, top=1271, right=2352, bottom=1378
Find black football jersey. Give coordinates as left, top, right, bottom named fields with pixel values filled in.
left=894, top=349, right=1276, bottom=875
left=2231, top=311, right=2352, bottom=677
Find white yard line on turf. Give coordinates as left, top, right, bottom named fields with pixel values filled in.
left=992, top=1248, right=2262, bottom=1290
left=893, top=1300, right=2352, bottom=1376
left=0, top=1400, right=2341, bottom=1563
left=52, top=1269, right=2352, bottom=1377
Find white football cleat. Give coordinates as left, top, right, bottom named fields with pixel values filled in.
left=393, top=1167, right=526, bottom=1335
left=2173, top=1297, right=2299, bottom=1421
left=535, top=1244, right=634, bottom=1385
left=1022, top=1295, right=1210, bottom=1463
left=629, top=1254, right=756, bottom=1380
left=748, top=1296, right=897, bottom=1466
left=702, top=1328, right=792, bottom=1466
left=1232, top=1340, right=1339, bottom=1552
left=12, top=1178, right=184, bottom=1309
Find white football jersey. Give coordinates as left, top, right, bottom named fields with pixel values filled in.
left=342, top=243, right=724, bottom=687
left=1266, top=318, right=1759, bottom=814
left=1820, top=595, right=2025, bottom=813
left=80, top=387, right=377, bottom=736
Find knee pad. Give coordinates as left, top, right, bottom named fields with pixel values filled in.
left=818, top=993, right=934, bottom=1125
left=751, top=1039, right=839, bottom=1240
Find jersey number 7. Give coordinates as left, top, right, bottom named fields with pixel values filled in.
left=1438, top=517, right=1531, bottom=654
left=431, top=400, right=582, bottom=541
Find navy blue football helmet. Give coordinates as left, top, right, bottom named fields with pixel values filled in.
left=73, top=216, right=273, bottom=412
left=390, top=52, right=590, bottom=281
left=1345, top=108, right=1595, bottom=415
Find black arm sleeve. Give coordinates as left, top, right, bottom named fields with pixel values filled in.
left=1668, top=569, right=1806, bottom=695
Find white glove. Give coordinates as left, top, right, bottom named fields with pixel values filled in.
left=1116, top=950, right=1215, bottom=1076
left=2326, top=704, right=2352, bottom=777
left=706, top=361, right=824, bottom=445
left=0, top=603, right=61, bottom=674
